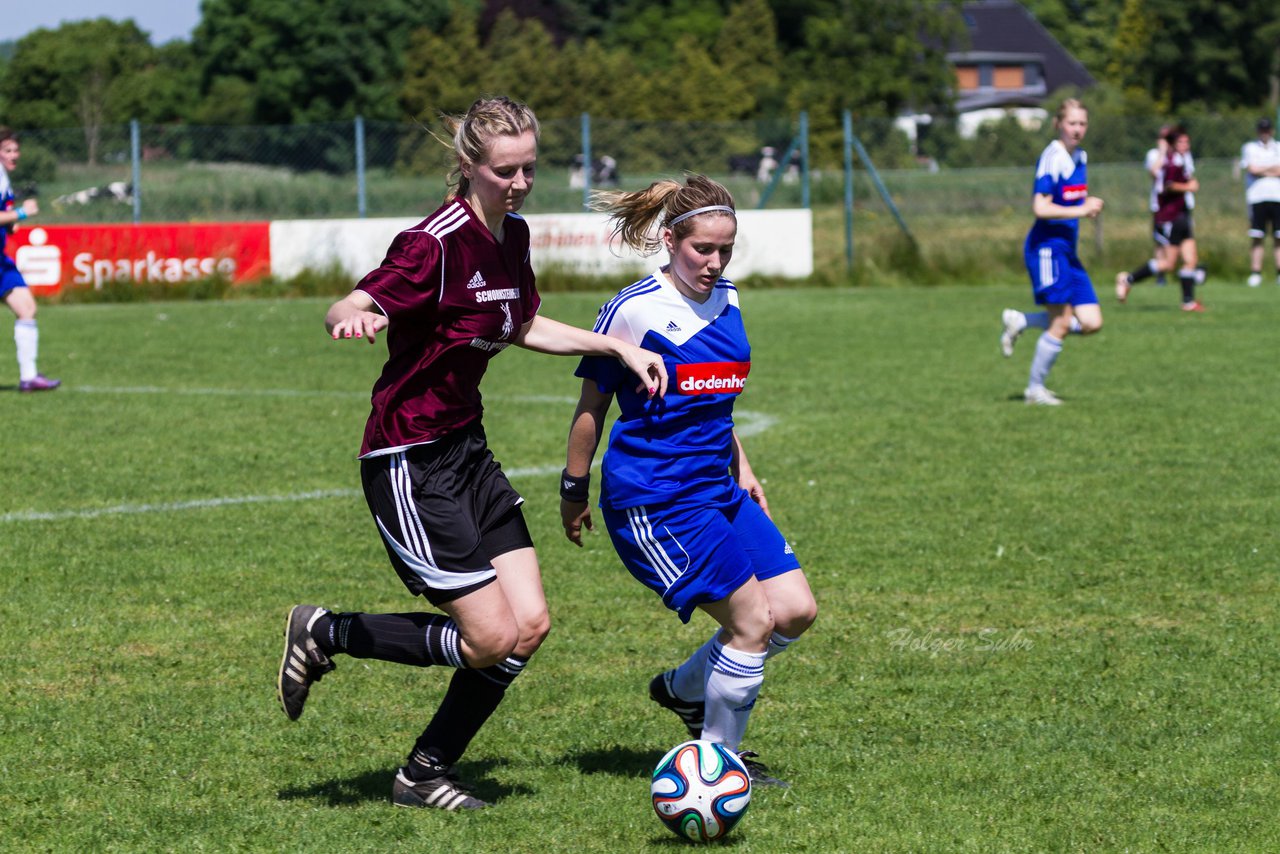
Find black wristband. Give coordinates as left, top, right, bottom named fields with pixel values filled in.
left=560, top=468, right=590, bottom=503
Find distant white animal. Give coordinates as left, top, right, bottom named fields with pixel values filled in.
left=55, top=181, right=134, bottom=206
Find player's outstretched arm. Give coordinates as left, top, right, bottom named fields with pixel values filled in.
left=325, top=290, right=388, bottom=343
left=562, top=380, right=613, bottom=547
left=516, top=314, right=667, bottom=399
left=731, top=431, right=771, bottom=519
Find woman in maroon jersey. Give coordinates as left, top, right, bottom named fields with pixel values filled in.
left=276, top=96, right=667, bottom=811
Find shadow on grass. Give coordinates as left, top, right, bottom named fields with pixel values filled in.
left=564, top=745, right=665, bottom=778
left=277, top=758, right=527, bottom=807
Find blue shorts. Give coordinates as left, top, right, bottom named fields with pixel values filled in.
left=1025, top=242, right=1097, bottom=306
left=0, top=258, right=26, bottom=298
left=601, top=487, right=801, bottom=623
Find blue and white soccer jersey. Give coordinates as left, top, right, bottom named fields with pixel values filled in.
left=1023, top=140, right=1097, bottom=307
left=576, top=270, right=800, bottom=622
left=0, top=166, right=26, bottom=298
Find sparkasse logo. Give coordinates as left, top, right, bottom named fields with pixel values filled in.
left=675, top=361, right=751, bottom=395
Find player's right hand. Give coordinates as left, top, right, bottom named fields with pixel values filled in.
left=330, top=311, right=388, bottom=343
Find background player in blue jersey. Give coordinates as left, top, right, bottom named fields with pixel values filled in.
left=560, top=175, right=817, bottom=787
left=999, top=99, right=1105, bottom=406
left=1, top=127, right=59, bottom=392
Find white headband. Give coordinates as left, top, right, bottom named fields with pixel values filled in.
left=669, top=205, right=736, bottom=226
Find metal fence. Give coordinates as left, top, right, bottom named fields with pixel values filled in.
left=8, top=112, right=1270, bottom=229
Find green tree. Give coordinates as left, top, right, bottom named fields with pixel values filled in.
left=193, top=0, right=461, bottom=123
left=484, top=11, right=569, bottom=116
left=715, top=0, right=784, bottom=117
left=0, top=19, right=155, bottom=162
left=786, top=1, right=963, bottom=167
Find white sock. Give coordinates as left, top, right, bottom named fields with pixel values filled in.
left=1028, top=332, right=1063, bottom=390
left=670, top=632, right=718, bottom=701
left=1024, top=311, right=1050, bottom=330
left=766, top=631, right=798, bottom=660
left=1068, top=316, right=1083, bottom=335
left=702, top=642, right=766, bottom=751
left=14, top=319, right=38, bottom=382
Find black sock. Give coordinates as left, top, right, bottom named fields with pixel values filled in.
left=322, top=612, right=464, bottom=668
left=407, top=655, right=530, bottom=773
left=1179, top=271, right=1196, bottom=304
left=1129, top=260, right=1156, bottom=283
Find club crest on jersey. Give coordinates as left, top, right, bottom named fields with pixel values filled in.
left=675, top=361, right=750, bottom=395
left=467, top=270, right=487, bottom=289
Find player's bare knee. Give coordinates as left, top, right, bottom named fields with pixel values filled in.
left=462, top=624, right=520, bottom=668
left=514, top=612, right=550, bottom=657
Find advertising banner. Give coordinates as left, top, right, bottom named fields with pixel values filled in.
left=7, top=223, right=272, bottom=295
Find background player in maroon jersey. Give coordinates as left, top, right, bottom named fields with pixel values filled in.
left=1115, top=126, right=1205, bottom=311
left=277, top=96, right=667, bottom=811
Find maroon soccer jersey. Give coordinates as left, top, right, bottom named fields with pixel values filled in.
left=1155, top=155, right=1191, bottom=224
left=355, top=199, right=541, bottom=457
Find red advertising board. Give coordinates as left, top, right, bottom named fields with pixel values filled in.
left=6, top=223, right=272, bottom=295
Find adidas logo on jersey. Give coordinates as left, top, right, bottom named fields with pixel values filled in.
left=665, top=320, right=682, bottom=333
left=467, top=271, right=487, bottom=289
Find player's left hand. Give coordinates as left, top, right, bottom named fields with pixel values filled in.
left=561, top=499, right=593, bottom=546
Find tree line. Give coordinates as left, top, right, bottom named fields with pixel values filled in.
left=0, top=0, right=1276, bottom=172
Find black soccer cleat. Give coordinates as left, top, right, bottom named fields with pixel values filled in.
left=736, top=749, right=789, bottom=789
left=277, top=605, right=335, bottom=721
left=392, top=767, right=489, bottom=810
left=648, top=670, right=705, bottom=739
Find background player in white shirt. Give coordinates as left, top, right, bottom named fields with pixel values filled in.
left=561, top=175, right=817, bottom=788
left=1240, top=117, right=1280, bottom=286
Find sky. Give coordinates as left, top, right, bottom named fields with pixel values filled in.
left=1, top=1, right=203, bottom=44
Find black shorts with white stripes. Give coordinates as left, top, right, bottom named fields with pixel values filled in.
left=360, top=423, right=533, bottom=606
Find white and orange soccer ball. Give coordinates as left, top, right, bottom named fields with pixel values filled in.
left=650, top=740, right=751, bottom=842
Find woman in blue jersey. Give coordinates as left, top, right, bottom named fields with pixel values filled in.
left=1, top=128, right=59, bottom=392
left=999, top=99, right=1105, bottom=406
left=560, top=175, right=817, bottom=787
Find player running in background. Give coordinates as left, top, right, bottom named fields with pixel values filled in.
left=0, top=127, right=59, bottom=392
left=1240, top=117, right=1280, bottom=287
left=1142, top=125, right=1172, bottom=286
left=276, top=96, right=667, bottom=811
left=560, top=175, right=817, bottom=788
left=999, top=99, right=1105, bottom=406
left=1115, top=126, right=1204, bottom=311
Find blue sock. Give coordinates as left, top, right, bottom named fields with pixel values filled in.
left=1028, top=332, right=1063, bottom=389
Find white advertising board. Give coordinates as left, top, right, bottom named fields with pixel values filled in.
left=270, top=209, right=812, bottom=282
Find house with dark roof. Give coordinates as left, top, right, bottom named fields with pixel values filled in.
left=948, top=0, right=1096, bottom=134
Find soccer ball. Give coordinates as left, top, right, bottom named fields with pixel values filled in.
left=650, top=740, right=751, bottom=842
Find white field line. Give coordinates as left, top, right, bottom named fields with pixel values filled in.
left=6, top=386, right=779, bottom=523
left=71, top=385, right=577, bottom=404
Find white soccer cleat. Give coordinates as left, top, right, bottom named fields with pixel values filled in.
left=1248, top=273, right=1262, bottom=288
left=1024, top=385, right=1062, bottom=406
left=1000, top=309, right=1026, bottom=358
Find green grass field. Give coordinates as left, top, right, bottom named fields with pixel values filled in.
left=2, top=284, right=1278, bottom=851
